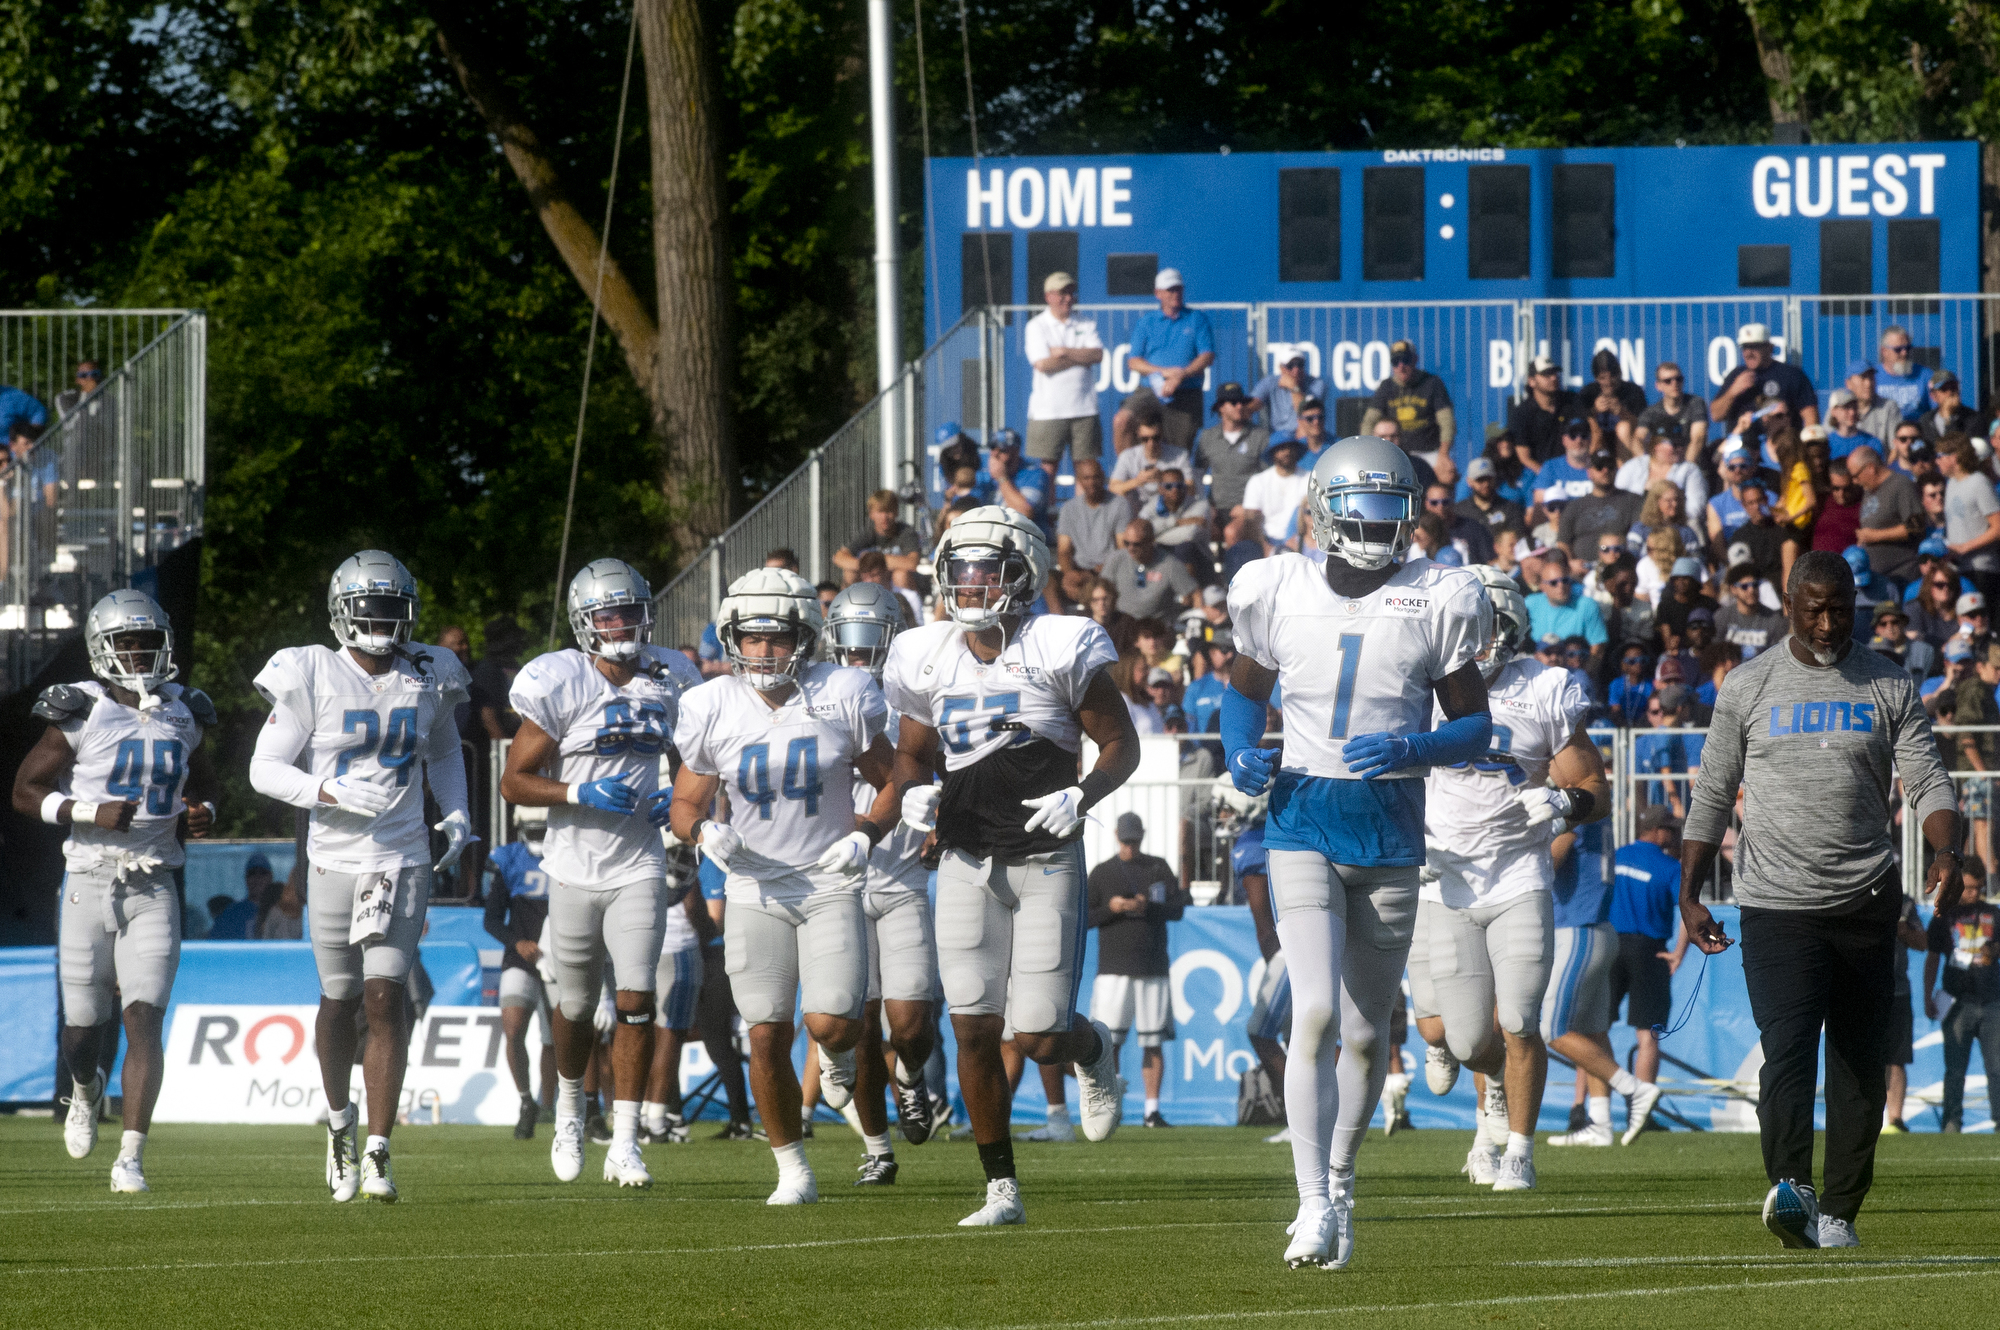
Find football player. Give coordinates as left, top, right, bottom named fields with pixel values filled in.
left=667, top=568, right=896, bottom=1204
left=1223, top=437, right=1493, bottom=1269
left=501, top=559, right=701, bottom=1188
left=1423, top=565, right=1611, bottom=1191
left=824, top=581, right=939, bottom=1182
left=249, top=551, right=474, bottom=1202
left=13, top=590, right=216, bottom=1192
left=878, top=506, right=1141, bottom=1227
left=484, top=804, right=555, bottom=1138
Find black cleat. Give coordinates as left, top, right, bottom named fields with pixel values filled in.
left=586, top=1113, right=613, bottom=1145
left=894, top=1077, right=934, bottom=1145
left=514, top=1095, right=538, bottom=1140
left=714, top=1119, right=760, bottom=1142
left=1566, top=1102, right=1589, bottom=1133
left=1142, top=1110, right=1172, bottom=1128
left=854, top=1154, right=899, bottom=1185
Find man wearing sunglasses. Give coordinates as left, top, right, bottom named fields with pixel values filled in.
left=1874, top=325, right=1933, bottom=422
left=1555, top=449, right=1642, bottom=562
left=1251, top=348, right=1330, bottom=438
left=1633, top=361, right=1709, bottom=460
left=1360, top=340, right=1455, bottom=472
left=1527, top=559, right=1609, bottom=675
left=1715, top=561, right=1789, bottom=660
left=55, top=361, right=106, bottom=418
left=1507, top=353, right=1582, bottom=464
left=1705, top=438, right=1775, bottom=548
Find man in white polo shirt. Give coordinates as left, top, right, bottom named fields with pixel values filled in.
left=1024, top=272, right=1104, bottom=472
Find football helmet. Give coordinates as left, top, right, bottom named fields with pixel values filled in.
left=1304, top=437, right=1422, bottom=571
left=568, top=558, right=653, bottom=662
left=1468, top=564, right=1531, bottom=682
left=824, top=582, right=905, bottom=680
left=934, top=505, right=1052, bottom=628
left=85, top=589, right=177, bottom=696
left=716, top=567, right=823, bottom=691
left=1212, top=772, right=1268, bottom=825
left=328, top=550, right=419, bottom=656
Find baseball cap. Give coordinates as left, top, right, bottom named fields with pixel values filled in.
left=246, top=853, right=273, bottom=875
left=1975, top=437, right=1993, bottom=463
left=1933, top=369, right=1960, bottom=390
left=1945, top=639, right=1974, bottom=663
left=1918, top=533, right=1950, bottom=559
left=1561, top=417, right=1591, bottom=438
left=1207, top=628, right=1236, bottom=654
left=1114, top=811, right=1145, bottom=842
left=1726, top=541, right=1753, bottom=569
left=1826, top=389, right=1856, bottom=409
left=1736, top=322, right=1772, bottom=346
left=1873, top=599, right=1909, bottom=624
left=1687, top=607, right=1715, bottom=625
left=1389, top=339, right=1418, bottom=364
left=934, top=421, right=963, bottom=446
left=1841, top=545, right=1872, bottom=581
left=1212, top=381, right=1252, bottom=407
left=1636, top=806, right=1679, bottom=834
left=1202, top=584, right=1226, bottom=607
left=1467, top=457, right=1497, bottom=480
left=1432, top=546, right=1465, bottom=567
left=1145, top=666, right=1175, bottom=686
left=1153, top=267, right=1184, bottom=290
left=1588, top=449, right=1617, bottom=469
left=1670, top=557, right=1705, bottom=579
left=991, top=426, right=1022, bottom=452
left=1281, top=347, right=1309, bottom=366
left=1959, top=592, right=1988, bottom=616
left=1041, top=270, right=1077, bottom=294
left=1655, top=684, right=1689, bottom=713
left=1845, top=358, right=1876, bottom=377
left=1529, top=354, right=1560, bottom=375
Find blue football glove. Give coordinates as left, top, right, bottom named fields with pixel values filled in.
left=1341, top=731, right=1413, bottom=780
left=1228, top=746, right=1281, bottom=796
left=573, top=775, right=640, bottom=816
left=645, top=787, right=675, bottom=827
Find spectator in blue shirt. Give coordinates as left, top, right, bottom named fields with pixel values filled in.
left=1610, top=806, right=1687, bottom=1088
left=1875, top=325, right=1933, bottom=421
left=1116, top=268, right=1214, bottom=458
left=1607, top=644, right=1654, bottom=726
left=207, top=854, right=275, bottom=940
left=1532, top=417, right=1597, bottom=517
left=1632, top=684, right=1703, bottom=817
left=979, top=428, right=1050, bottom=534
left=1527, top=558, right=1609, bottom=672
left=1183, top=636, right=1233, bottom=735
left=0, top=384, right=47, bottom=443
left=1249, top=349, right=1328, bottom=439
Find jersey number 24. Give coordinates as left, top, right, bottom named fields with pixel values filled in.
left=336, top=707, right=420, bottom=786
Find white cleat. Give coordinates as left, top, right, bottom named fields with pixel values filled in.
left=767, top=1171, right=819, bottom=1206
left=1263, top=1126, right=1293, bottom=1145
left=1284, top=1202, right=1335, bottom=1268
left=958, top=1177, right=1026, bottom=1226
left=1074, top=1018, right=1126, bottom=1142
left=63, top=1075, right=103, bottom=1160
left=1381, top=1073, right=1410, bottom=1135
left=326, top=1119, right=361, bottom=1202
left=359, top=1144, right=398, bottom=1203
left=550, top=1117, right=585, bottom=1183
left=1547, top=1121, right=1614, bottom=1147
left=109, top=1157, right=149, bottom=1193
left=602, top=1143, right=651, bottom=1187
left=1817, top=1214, right=1859, bottom=1248
left=817, top=1042, right=856, bottom=1111
left=1480, top=1084, right=1509, bottom=1148
left=1325, top=1182, right=1356, bottom=1269
left=1621, top=1081, right=1663, bottom=1145
left=1491, top=1152, right=1536, bottom=1191
left=1024, top=1117, right=1075, bottom=1142
left=1424, top=1045, right=1460, bottom=1096
left=1464, top=1144, right=1500, bottom=1186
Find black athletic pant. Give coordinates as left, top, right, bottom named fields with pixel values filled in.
left=1739, top=881, right=1898, bottom=1224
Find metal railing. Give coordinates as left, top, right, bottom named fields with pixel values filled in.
left=2, top=312, right=206, bottom=691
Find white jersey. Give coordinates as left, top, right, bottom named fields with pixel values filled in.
left=855, top=711, right=930, bottom=899
left=1423, top=656, right=1591, bottom=909
left=1228, top=552, right=1488, bottom=782
left=254, top=643, right=470, bottom=872
left=510, top=646, right=702, bottom=890
left=673, top=662, right=887, bottom=903
left=662, top=889, right=701, bottom=952
left=48, top=681, right=207, bottom=873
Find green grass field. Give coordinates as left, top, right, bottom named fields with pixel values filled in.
left=4, top=1116, right=1997, bottom=1328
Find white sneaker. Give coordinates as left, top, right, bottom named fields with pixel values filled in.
left=1547, top=1121, right=1613, bottom=1147
left=1326, top=1183, right=1355, bottom=1269
left=817, top=1042, right=856, bottom=1111
left=1263, top=1126, right=1293, bottom=1144
left=602, top=1143, right=651, bottom=1187
left=1464, top=1144, right=1500, bottom=1186
left=360, top=1144, right=397, bottom=1203
left=326, top=1118, right=360, bottom=1202
left=1381, top=1073, right=1410, bottom=1135
left=1024, top=1117, right=1075, bottom=1142
left=63, top=1075, right=103, bottom=1160
left=1284, top=1202, right=1335, bottom=1268
left=1480, top=1084, right=1509, bottom=1149
left=1762, top=1179, right=1819, bottom=1249
left=1492, top=1152, right=1535, bottom=1191
left=958, top=1177, right=1026, bottom=1226
left=109, top=1157, right=149, bottom=1193
left=1424, top=1044, right=1460, bottom=1096
left=1074, top=1018, right=1126, bottom=1142
left=1817, top=1214, right=1859, bottom=1248
left=1621, top=1081, right=1663, bottom=1145
left=550, top=1117, right=585, bottom=1183
left=767, top=1170, right=819, bottom=1205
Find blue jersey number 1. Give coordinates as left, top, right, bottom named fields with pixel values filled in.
left=1326, top=634, right=1365, bottom=739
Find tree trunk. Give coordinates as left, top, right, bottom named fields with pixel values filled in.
left=639, top=0, right=737, bottom=552
left=1743, top=4, right=1808, bottom=144
left=430, top=7, right=661, bottom=398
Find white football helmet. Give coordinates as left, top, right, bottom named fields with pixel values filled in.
left=1304, top=437, right=1422, bottom=571
left=328, top=550, right=419, bottom=655
left=716, top=567, right=823, bottom=691
left=1212, top=772, right=1268, bottom=825
left=568, top=558, right=653, bottom=662
left=1468, top=564, right=1531, bottom=682
left=823, top=581, right=904, bottom=680
left=934, top=504, right=1052, bottom=628
left=85, top=589, right=177, bottom=695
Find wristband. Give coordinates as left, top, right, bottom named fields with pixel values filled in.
left=566, top=784, right=582, bottom=806
left=856, top=818, right=887, bottom=847
left=1079, top=769, right=1118, bottom=812
left=692, top=818, right=711, bottom=843
left=69, top=799, right=100, bottom=827
left=40, top=791, right=67, bottom=826
left=1556, top=787, right=1594, bottom=823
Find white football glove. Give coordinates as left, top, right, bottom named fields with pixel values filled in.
left=432, top=808, right=476, bottom=873
left=697, top=819, right=743, bottom=869
left=901, top=784, right=941, bottom=833
left=322, top=774, right=394, bottom=818
left=593, top=986, right=617, bottom=1037
left=1518, top=787, right=1576, bottom=835
left=1020, top=785, right=1087, bottom=839
left=815, top=831, right=872, bottom=880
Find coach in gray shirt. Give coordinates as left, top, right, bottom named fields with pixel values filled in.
left=1680, top=550, right=1964, bottom=1251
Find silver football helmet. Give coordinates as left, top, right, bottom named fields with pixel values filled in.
left=1304, top=436, right=1422, bottom=570
left=824, top=581, right=905, bottom=680
left=85, top=589, right=177, bottom=696
left=328, top=550, right=419, bottom=655
left=716, top=567, right=823, bottom=691
left=1212, top=772, right=1268, bottom=825
left=568, top=558, right=653, bottom=662
left=1468, top=564, right=1531, bottom=682
left=933, top=504, right=1052, bottom=628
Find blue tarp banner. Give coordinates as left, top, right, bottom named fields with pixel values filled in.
left=0, top=947, right=57, bottom=1101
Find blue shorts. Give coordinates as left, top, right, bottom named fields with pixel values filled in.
left=1231, top=826, right=1268, bottom=878
left=1265, top=773, right=1426, bottom=867
left=1247, top=953, right=1291, bottom=1044
left=655, top=946, right=705, bottom=1030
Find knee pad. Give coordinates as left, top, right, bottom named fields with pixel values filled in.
left=618, top=1002, right=655, bottom=1026
left=557, top=994, right=592, bottom=1022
